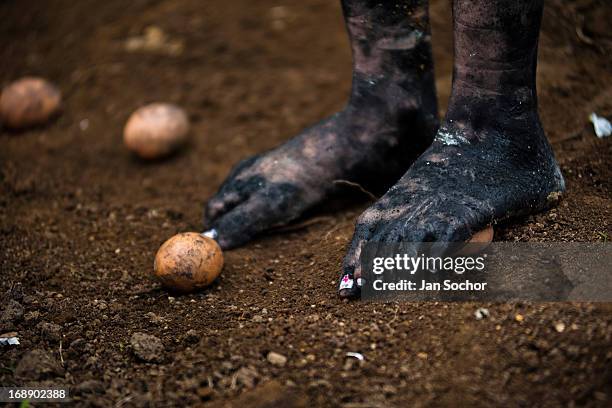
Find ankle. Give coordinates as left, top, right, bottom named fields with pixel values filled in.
left=444, top=71, right=541, bottom=138
left=438, top=95, right=545, bottom=148
left=343, top=0, right=437, bottom=117
left=349, top=73, right=437, bottom=114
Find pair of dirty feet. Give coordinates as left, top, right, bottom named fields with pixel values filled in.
left=201, top=0, right=565, bottom=297
left=203, top=78, right=564, bottom=298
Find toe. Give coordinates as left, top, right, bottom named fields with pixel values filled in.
left=378, top=196, right=493, bottom=256
left=204, top=156, right=262, bottom=227
left=209, top=200, right=266, bottom=249
left=339, top=239, right=364, bottom=299
left=205, top=190, right=242, bottom=223
left=209, top=188, right=302, bottom=249
left=338, top=212, right=381, bottom=298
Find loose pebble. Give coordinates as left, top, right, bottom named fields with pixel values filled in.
left=266, top=351, right=287, bottom=366
left=130, top=332, right=164, bottom=363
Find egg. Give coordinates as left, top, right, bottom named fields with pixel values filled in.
left=468, top=226, right=494, bottom=244
left=458, top=225, right=494, bottom=256
left=0, top=77, right=61, bottom=129
left=154, top=232, right=223, bottom=293
left=123, top=103, right=189, bottom=159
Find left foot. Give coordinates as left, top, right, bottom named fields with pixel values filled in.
left=339, top=111, right=565, bottom=297
left=203, top=0, right=438, bottom=249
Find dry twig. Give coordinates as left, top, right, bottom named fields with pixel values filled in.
left=333, top=179, right=378, bottom=201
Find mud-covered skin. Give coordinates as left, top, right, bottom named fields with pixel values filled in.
left=204, top=0, right=438, bottom=249
left=339, top=0, right=565, bottom=297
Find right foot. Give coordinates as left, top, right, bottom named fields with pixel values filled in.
left=204, top=0, right=438, bottom=249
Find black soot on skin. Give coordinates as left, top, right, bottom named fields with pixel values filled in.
left=204, top=0, right=438, bottom=249
left=339, top=0, right=565, bottom=298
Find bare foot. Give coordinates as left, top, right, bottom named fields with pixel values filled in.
left=204, top=0, right=437, bottom=249
left=338, top=0, right=565, bottom=297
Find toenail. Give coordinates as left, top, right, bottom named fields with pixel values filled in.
left=201, top=229, right=218, bottom=240
left=339, top=274, right=354, bottom=290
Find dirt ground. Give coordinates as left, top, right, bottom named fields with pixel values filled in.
left=1, top=0, right=611, bottom=406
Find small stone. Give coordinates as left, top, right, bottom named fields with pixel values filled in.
left=266, top=351, right=287, bottom=366
left=554, top=322, right=566, bottom=333
left=130, top=332, right=164, bottom=363
left=474, top=308, right=490, bottom=320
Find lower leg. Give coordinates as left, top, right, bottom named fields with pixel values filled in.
left=340, top=0, right=565, bottom=297
left=445, top=0, right=548, bottom=142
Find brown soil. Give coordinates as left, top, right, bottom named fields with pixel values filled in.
left=1, top=0, right=611, bottom=406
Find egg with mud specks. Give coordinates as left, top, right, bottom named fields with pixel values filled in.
left=468, top=226, right=493, bottom=244
left=123, top=103, right=190, bottom=159
left=0, top=77, right=62, bottom=129
left=154, top=232, right=223, bottom=293
left=457, top=225, right=494, bottom=256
